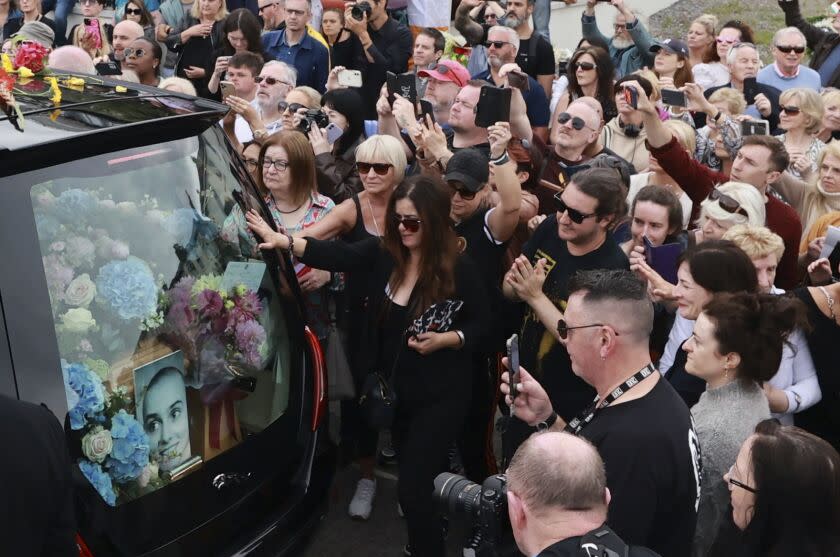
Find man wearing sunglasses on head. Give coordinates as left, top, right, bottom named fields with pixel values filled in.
left=501, top=168, right=629, bottom=467
left=633, top=79, right=804, bottom=289
left=757, top=27, right=821, bottom=92
left=225, top=60, right=297, bottom=145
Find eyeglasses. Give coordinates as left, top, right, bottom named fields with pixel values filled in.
left=257, top=2, right=279, bottom=12
left=484, top=40, right=511, bottom=49
left=553, top=193, right=597, bottom=224
left=557, top=319, right=619, bottom=340
left=433, top=64, right=466, bottom=87
left=123, top=47, right=147, bottom=58
left=124, top=7, right=142, bottom=14
left=285, top=7, right=306, bottom=16
left=255, top=75, right=292, bottom=87
left=557, top=112, right=589, bottom=131
left=707, top=188, right=749, bottom=218
left=244, top=158, right=259, bottom=170
left=574, top=61, right=597, bottom=71
left=727, top=465, right=757, bottom=493
left=775, top=44, right=806, bottom=54
left=780, top=104, right=801, bottom=115
left=278, top=101, right=305, bottom=113
left=393, top=214, right=422, bottom=232
left=262, top=158, right=289, bottom=171
left=448, top=181, right=477, bottom=200
left=357, top=162, right=393, bottom=175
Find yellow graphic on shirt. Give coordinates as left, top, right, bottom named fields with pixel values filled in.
left=520, top=249, right=567, bottom=378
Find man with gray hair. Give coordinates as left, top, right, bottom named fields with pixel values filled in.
left=581, top=0, right=654, bottom=77
left=506, top=431, right=660, bottom=556
left=758, top=26, right=821, bottom=91
left=224, top=60, right=297, bottom=143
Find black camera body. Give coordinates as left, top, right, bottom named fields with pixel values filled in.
left=351, top=1, right=372, bottom=21
left=298, top=109, right=329, bottom=134
left=434, top=473, right=513, bottom=557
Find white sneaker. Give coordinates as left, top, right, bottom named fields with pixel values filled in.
left=348, top=478, right=376, bottom=520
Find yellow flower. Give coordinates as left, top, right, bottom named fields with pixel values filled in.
left=1, top=54, right=12, bottom=73
left=115, top=85, right=127, bottom=93
left=48, top=77, right=61, bottom=104
left=17, top=66, right=34, bottom=78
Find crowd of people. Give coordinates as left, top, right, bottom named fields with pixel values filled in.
left=4, top=0, right=840, bottom=555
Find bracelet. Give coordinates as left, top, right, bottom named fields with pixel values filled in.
left=284, top=232, right=294, bottom=253
left=454, top=330, right=465, bottom=348
left=536, top=412, right=558, bottom=432
left=712, top=110, right=723, bottom=123
left=490, top=150, right=510, bottom=165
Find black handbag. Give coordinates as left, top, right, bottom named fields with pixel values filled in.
left=358, top=371, right=398, bottom=430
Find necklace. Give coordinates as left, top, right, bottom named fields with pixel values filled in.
left=276, top=198, right=307, bottom=214
left=366, top=195, right=382, bottom=237
left=818, top=285, right=837, bottom=321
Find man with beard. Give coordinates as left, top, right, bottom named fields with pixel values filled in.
left=472, top=25, right=550, bottom=142
left=581, top=0, right=654, bottom=78
left=455, top=0, right=555, bottom=97
left=258, top=0, right=285, bottom=32
left=224, top=60, right=297, bottom=145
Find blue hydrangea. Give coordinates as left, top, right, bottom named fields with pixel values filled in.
left=95, top=256, right=158, bottom=321
left=106, top=410, right=150, bottom=483
left=34, top=214, right=61, bottom=240
left=164, top=208, right=197, bottom=247
left=53, top=189, right=97, bottom=222
left=79, top=460, right=117, bottom=506
left=62, top=360, right=105, bottom=430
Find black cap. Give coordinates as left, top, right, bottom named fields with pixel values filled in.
left=444, top=148, right=490, bottom=192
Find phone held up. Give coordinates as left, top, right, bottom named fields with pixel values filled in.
left=220, top=80, right=236, bottom=100
left=741, top=119, right=770, bottom=136
left=507, top=334, right=520, bottom=403
left=325, top=122, right=345, bottom=144
left=622, top=86, right=638, bottom=110
left=337, top=69, right=362, bottom=88
left=475, top=86, right=512, bottom=128
left=660, top=88, right=687, bottom=108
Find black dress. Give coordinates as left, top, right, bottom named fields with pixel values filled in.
left=327, top=34, right=355, bottom=70
left=166, top=17, right=224, bottom=98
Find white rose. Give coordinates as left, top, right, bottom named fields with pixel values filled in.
left=60, top=308, right=97, bottom=334
left=81, top=426, right=113, bottom=463
left=116, top=201, right=139, bottom=215
left=64, top=274, right=96, bottom=307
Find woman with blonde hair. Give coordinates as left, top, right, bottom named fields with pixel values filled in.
left=165, top=0, right=227, bottom=98
left=776, top=87, right=825, bottom=179
left=686, top=14, right=717, bottom=68
left=817, top=89, right=840, bottom=144
left=70, top=0, right=112, bottom=59
left=696, top=181, right=766, bottom=244
left=774, top=140, right=840, bottom=236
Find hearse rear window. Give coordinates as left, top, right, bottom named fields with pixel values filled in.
left=29, top=129, right=292, bottom=506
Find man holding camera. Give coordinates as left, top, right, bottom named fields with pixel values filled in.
left=344, top=0, right=412, bottom=119
left=501, top=269, right=699, bottom=557
left=262, top=0, right=329, bottom=92
left=507, top=432, right=660, bottom=557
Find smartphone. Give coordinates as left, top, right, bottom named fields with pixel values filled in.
left=83, top=18, right=102, bottom=49
left=622, top=86, right=638, bottom=110
left=507, top=70, right=530, bottom=92
left=743, top=77, right=759, bottom=104
left=741, top=119, right=770, bottom=136
left=220, top=80, right=235, bottom=99
left=507, top=334, right=520, bottom=401
left=475, top=86, right=512, bottom=128
left=395, top=72, right=417, bottom=104
left=325, top=122, right=344, bottom=144
left=644, top=237, right=682, bottom=284
left=95, top=60, right=122, bottom=76
left=661, top=88, right=687, bottom=107
left=418, top=99, right=436, bottom=124
left=337, top=68, right=362, bottom=87
left=386, top=71, right=397, bottom=105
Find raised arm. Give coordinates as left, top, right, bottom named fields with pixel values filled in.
left=778, top=0, right=836, bottom=50
left=581, top=0, right=611, bottom=46
left=454, top=0, right=487, bottom=46
left=486, top=123, right=522, bottom=243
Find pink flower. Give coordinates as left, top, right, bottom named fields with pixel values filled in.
left=195, top=289, right=223, bottom=318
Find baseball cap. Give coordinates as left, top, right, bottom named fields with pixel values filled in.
left=12, top=21, right=55, bottom=50
left=418, top=59, right=470, bottom=88
left=444, top=148, right=490, bottom=192
left=650, top=38, right=689, bottom=58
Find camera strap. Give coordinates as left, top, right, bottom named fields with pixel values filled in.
left=579, top=525, right=629, bottom=557
left=564, top=363, right=656, bottom=436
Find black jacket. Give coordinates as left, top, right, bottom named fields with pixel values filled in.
left=705, top=82, right=783, bottom=134
left=781, top=0, right=840, bottom=88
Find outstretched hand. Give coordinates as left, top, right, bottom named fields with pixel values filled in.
left=245, top=210, right=289, bottom=250
left=500, top=358, right=554, bottom=426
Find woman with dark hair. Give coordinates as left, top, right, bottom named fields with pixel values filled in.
left=693, top=20, right=755, bottom=91
left=619, top=184, right=684, bottom=257
left=320, top=7, right=353, bottom=69
left=310, top=87, right=367, bottom=204
left=124, top=37, right=162, bottom=86
left=602, top=73, right=654, bottom=172
left=70, top=0, right=113, bottom=59
left=165, top=0, right=227, bottom=98
left=207, top=8, right=264, bottom=97
left=652, top=37, right=693, bottom=89
left=553, top=46, right=617, bottom=125
left=246, top=175, right=490, bottom=557
left=709, top=419, right=840, bottom=556
left=119, top=0, right=153, bottom=33
left=2, top=0, right=55, bottom=43
left=684, top=292, right=808, bottom=556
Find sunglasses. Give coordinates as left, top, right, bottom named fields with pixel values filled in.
left=433, top=63, right=466, bottom=87
left=716, top=37, right=739, bottom=45
left=123, top=47, right=147, bottom=57
left=278, top=101, right=305, bottom=113
left=258, top=1, right=279, bottom=11
left=484, top=40, right=510, bottom=49
left=393, top=214, right=422, bottom=232
left=356, top=162, right=393, bottom=175
left=707, top=188, right=749, bottom=218
left=255, top=75, right=290, bottom=86
left=124, top=7, right=142, bottom=14
left=557, top=112, right=589, bottom=131
left=448, top=181, right=477, bottom=200
left=80, top=0, right=103, bottom=5
left=727, top=465, right=757, bottom=493
left=780, top=105, right=801, bottom=115
left=553, top=192, right=596, bottom=224
left=775, top=44, right=806, bottom=54
left=574, top=61, right=597, bottom=71
left=557, top=319, right=619, bottom=340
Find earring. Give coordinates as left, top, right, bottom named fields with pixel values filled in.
left=723, top=365, right=729, bottom=380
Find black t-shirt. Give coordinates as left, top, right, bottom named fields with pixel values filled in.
left=351, top=17, right=413, bottom=119
left=537, top=536, right=660, bottom=557
left=517, top=34, right=556, bottom=79
left=519, top=216, right=629, bottom=419
left=580, top=378, right=700, bottom=557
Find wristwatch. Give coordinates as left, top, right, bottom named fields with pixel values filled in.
left=253, top=128, right=269, bottom=142
left=536, top=412, right=558, bottom=432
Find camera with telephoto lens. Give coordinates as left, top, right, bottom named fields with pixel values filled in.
left=297, top=109, right=329, bottom=134
left=434, top=473, right=515, bottom=557
left=351, top=1, right=372, bottom=20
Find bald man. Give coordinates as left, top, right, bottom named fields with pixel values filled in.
left=48, top=46, right=97, bottom=74
left=111, top=20, right=145, bottom=64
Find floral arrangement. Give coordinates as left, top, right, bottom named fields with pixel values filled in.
left=64, top=359, right=160, bottom=506
left=1, top=40, right=59, bottom=131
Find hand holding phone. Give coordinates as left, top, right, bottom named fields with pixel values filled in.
left=622, top=86, right=638, bottom=110
left=475, top=86, right=512, bottom=127
left=337, top=69, right=363, bottom=87
left=507, top=334, right=520, bottom=402
left=741, top=119, right=770, bottom=136
left=220, top=80, right=236, bottom=100
left=325, top=122, right=344, bottom=144
left=660, top=88, right=687, bottom=107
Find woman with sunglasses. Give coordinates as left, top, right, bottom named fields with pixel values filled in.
left=165, top=0, right=227, bottom=98
left=553, top=46, right=617, bottom=126
left=2, top=0, right=55, bottom=44
left=123, top=36, right=162, bottom=86
left=119, top=0, right=154, bottom=35
left=684, top=292, right=807, bottom=556
left=708, top=420, right=840, bottom=556
left=774, top=87, right=825, bottom=179
left=246, top=175, right=490, bottom=557
left=207, top=8, right=264, bottom=98
left=693, top=20, right=755, bottom=91
left=283, top=85, right=321, bottom=131
left=70, top=0, right=113, bottom=59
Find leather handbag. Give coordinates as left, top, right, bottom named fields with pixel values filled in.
left=326, top=325, right=355, bottom=401
left=358, top=371, right=397, bottom=430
